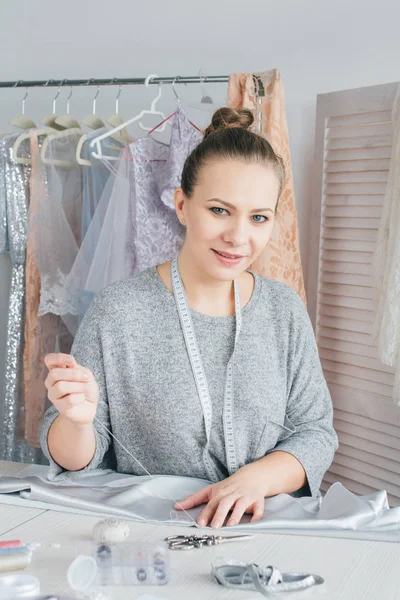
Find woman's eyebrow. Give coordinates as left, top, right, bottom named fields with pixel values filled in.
left=207, top=198, right=274, bottom=214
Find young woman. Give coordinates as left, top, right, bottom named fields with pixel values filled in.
left=41, top=107, right=338, bottom=529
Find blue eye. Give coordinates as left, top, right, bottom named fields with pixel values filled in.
left=211, top=207, right=228, bottom=216
left=252, top=215, right=268, bottom=223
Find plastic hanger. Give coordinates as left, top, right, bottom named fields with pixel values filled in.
left=189, top=71, right=220, bottom=112
left=12, top=126, right=56, bottom=165
left=41, top=127, right=83, bottom=167
left=10, top=84, right=36, bottom=129
left=76, top=84, right=105, bottom=166
left=82, top=83, right=105, bottom=130
left=55, top=86, right=80, bottom=129
left=41, top=87, right=84, bottom=166
left=13, top=82, right=61, bottom=164
left=76, top=133, right=92, bottom=166
left=90, top=73, right=171, bottom=160
left=41, top=81, right=67, bottom=131
left=76, top=84, right=130, bottom=166
left=107, top=84, right=133, bottom=143
left=138, top=74, right=171, bottom=132
left=144, top=76, right=201, bottom=137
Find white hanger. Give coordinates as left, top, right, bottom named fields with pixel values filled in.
left=76, top=84, right=106, bottom=166
left=55, top=86, right=80, bottom=129
left=107, top=84, right=133, bottom=143
left=76, top=84, right=131, bottom=166
left=138, top=74, right=170, bottom=132
left=10, top=84, right=36, bottom=130
left=41, top=81, right=67, bottom=131
left=82, top=83, right=105, bottom=130
left=75, top=133, right=91, bottom=166
left=41, top=127, right=83, bottom=167
left=90, top=73, right=170, bottom=160
left=12, top=126, right=55, bottom=165
left=13, top=82, right=63, bottom=164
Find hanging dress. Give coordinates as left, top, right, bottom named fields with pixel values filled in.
left=0, top=133, right=44, bottom=462
left=64, top=105, right=202, bottom=328
left=25, top=130, right=83, bottom=447
left=228, top=69, right=307, bottom=306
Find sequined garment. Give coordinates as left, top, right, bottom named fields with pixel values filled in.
left=0, top=133, right=45, bottom=463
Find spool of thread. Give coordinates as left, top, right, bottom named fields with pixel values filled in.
left=0, top=547, right=30, bottom=556
left=0, top=549, right=32, bottom=573
left=0, top=540, right=22, bottom=549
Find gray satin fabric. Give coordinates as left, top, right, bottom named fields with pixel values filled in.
left=0, top=466, right=399, bottom=542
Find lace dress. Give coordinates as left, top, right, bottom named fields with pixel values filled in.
left=64, top=106, right=202, bottom=324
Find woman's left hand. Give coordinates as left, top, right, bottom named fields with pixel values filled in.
left=174, top=462, right=267, bottom=528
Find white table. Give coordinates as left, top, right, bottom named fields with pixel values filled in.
left=1, top=460, right=400, bottom=599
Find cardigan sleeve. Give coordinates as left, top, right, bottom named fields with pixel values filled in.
left=267, top=290, right=339, bottom=497
left=39, top=295, right=115, bottom=481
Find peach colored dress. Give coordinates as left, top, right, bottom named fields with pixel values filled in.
left=228, top=69, right=307, bottom=306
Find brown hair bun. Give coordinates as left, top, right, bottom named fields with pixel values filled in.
left=204, top=107, right=254, bottom=138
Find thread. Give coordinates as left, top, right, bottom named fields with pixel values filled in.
left=0, top=549, right=32, bottom=573
left=0, top=540, right=22, bottom=549
left=93, top=417, right=197, bottom=526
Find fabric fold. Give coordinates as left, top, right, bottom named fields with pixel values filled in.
left=1, top=468, right=399, bottom=542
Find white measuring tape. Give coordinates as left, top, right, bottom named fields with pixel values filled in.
left=171, top=258, right=242, bottom=480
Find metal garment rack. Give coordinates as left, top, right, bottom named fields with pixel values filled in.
left=0, top=75, right=229, bottom=89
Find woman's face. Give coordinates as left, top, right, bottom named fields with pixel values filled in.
left=176, top=159, right=280, bottom=281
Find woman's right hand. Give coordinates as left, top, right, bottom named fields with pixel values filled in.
left=44, top=353, right=99, bottom=426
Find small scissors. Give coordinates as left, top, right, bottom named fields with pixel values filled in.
left=165, top=533, right=254, bottom=551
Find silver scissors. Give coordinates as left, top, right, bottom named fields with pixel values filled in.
left=165, top=533, right=254, bottom=551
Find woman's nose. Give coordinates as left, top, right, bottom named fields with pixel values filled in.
left=222, top=219, right=249, bottom=247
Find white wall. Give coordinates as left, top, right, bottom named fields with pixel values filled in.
left=1, top=0, right=400, bottom=399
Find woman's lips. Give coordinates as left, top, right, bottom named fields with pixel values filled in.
left=212, top=249, right=245, bottom=266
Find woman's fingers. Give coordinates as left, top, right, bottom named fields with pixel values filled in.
left=175, top=486, right=211, bottom=511
left=54, top=393, right=86, bottom=411
left=226, top=497, right=255, bottom=527
left=45, top=353, right=76, bottom=370
left=45, top=367, right=93, bottom=389
left=250, top=500, right=265, bottom=523
left=197, top=493, right=237, bottom=528
left=48, top=381, right=90, bottom=402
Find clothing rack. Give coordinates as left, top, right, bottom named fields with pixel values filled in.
left=0, top=75, right=229, bottom=89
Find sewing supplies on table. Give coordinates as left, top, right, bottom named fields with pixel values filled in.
left=0, top=573, right=40, bottom=598
left=211, top=558, right=325, bottom=596
left=0, top=545, right=32, bottom=573
left=92, top=518, right=130, bottom=544
left=0, top=540, right=23, bottom=549
left=67, top=541, right=171, bottom=591
left=164, top=533, right=254, bottom=550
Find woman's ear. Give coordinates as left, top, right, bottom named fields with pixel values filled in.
left=174, top=188, right=186, bottom=223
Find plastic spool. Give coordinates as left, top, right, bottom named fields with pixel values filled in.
left=0, top=573, right=40, bottom=598
left=67, top=554, right=97, bottom=592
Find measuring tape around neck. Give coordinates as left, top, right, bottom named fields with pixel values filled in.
left=171, top=258, right=242, bottom=480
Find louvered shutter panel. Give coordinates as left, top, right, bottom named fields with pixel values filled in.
left=308, top=82, right=400, bottom=507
